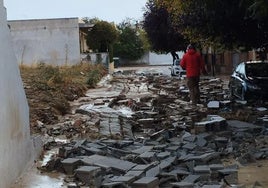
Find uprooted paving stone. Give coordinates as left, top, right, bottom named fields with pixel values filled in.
left=40, top=117, right=268, bottom=187
left=36, top=72, right=268, bottom=187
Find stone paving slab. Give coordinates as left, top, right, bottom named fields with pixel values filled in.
left=81, top=154, right=136, bottom=172
left=132, top=177, right=159, bottom=188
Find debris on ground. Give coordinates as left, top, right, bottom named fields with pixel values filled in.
left=28, top=69, right=268, bottom=188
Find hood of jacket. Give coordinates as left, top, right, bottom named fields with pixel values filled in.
left=187, top=49, right=196, bottom=55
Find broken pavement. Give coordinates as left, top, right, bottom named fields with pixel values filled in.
left=15, top=68, right=268, bottom=188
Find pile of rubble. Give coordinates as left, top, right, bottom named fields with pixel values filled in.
left=37, top=72, right=268, bottom=187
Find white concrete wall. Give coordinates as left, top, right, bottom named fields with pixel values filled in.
left=8, top=18, right=80, bottom=65
left=0, top=1, right=33, bottom=187
left=148, top=51, right=184, bottom=65
left=137, top=51, right=184, bottom=66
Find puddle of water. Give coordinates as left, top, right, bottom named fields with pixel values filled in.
left=41, top=149, right=58, bottom=167
left=115, top=106, right=134, bottom=117
left=11, top=148, right=65, bottom=188
left=13, top=172, right=65, bottom=188
left=54, top=138, right=68, bottom=144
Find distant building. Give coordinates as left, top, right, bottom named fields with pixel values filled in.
left=8, top=17, right=82, bottom=65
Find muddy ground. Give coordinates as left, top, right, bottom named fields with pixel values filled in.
left=15, top=65, right=268, bottom=188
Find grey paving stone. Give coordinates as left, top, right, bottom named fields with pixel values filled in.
left=196, top=136, right=207, bottom=147
left=195, top=115, right=227, bottom=132
left=150, top=129, right=170, bottom=140
left=145, top=165, right=161, bottom=177
left=214, top=137, right=228, bottom=149
left=159, top=156, right=177, bottom=170
left=194, top=123, right=207, bottom=134
left=178, top=153, right=194, bottom=161
left=218, top=168, right=238, bottom=184
left=193, top=165, right=211, bottom=173
left=166, top=145, right=180, bottom=152
left=137, top=118, right=155, bottom=127
left=182, top=175, right=200, bottom=183
left=101, top=182, right=127, bottom=188
left=169, top=137, right=181, bottom=143
left=157, top=151, right=171, bottom=159
left=132, top=146, right=154, bottom=154
left=110, top=175, right=136, bottom=184
left=201, top=184, right=224, bottom=188
left=131, top=164, right=153, bottom=171
left=61, top=158, right=82, bottom=175
left=80, top=145, right=105, bottom=155
left=139, top=151, right=156, bottom=161
left=145, top=140, right=160, bottom=146
left=207, top=101, right=220, bottom=108
left=185, top=161, right=195, bottom=173
left=256, top=107, right=267, bottom=111
left=100, top=139, right=118, bottom=146
left=75, top=166, right=102, bottom=186
left=73, top=139, right=87, bottom=148
left=58, top=146, right=76, bottom=158
left=169, top=168, right=190, bottom=176
left=81, top=154, right=136, bottom=172
left=227, top=120, right=262, bottom=133
left=86, top=142, right=107, bottom=149
left=183, top=135, right=196, bottom=142
left=125, top=170, right=144, bottom=178
left=132, top=177, right=159, bottom=188
left=186, top=152, right=220, bottom=163
left=170, top=181, right=194, bottom=188
left=153, top=144, right=168, bottom=150
left=182, top=143, right=197, bottom=150
left=209, top=164, right=224, bottom=171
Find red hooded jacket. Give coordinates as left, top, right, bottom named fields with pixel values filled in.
left=180, top=49, right=205, bottom=77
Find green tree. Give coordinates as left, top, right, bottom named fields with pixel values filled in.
left=113, top=20, right=145, bottom=61
left=247, top=0, right=268, bottom=20
left=86, top=21, right=119, bottom=63
left=143, top=0, right=188, bottom=61
left=81, top=17, right=100, bottom=24
left=159, top=0, right=268, bottom=50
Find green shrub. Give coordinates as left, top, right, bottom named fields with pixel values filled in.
left=86, top=69, right=101, bottom=88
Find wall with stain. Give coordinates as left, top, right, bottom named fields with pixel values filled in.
left=0, top=1, right=33, bottom=187
left=8, top=17, right=80, bottom=66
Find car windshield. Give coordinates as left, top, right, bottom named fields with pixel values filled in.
left=174, top=59, right=181, bottom=66
left=246, top=63, right=268, bottom=77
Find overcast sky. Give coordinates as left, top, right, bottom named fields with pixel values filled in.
left=4, top=0, right=148, bottom=24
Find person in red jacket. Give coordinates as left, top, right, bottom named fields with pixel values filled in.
left=180, top=44, right=206, bottom=105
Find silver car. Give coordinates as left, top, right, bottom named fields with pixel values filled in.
left=229, top=61, right=268, bottom=100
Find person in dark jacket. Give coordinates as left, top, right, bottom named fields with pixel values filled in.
left=180, top=44, right=206, bottom=105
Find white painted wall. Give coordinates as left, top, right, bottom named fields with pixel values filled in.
left=8, top=18, right=80, bottom=65
left=0, top=1, right=33, bottom=187
left=148, top=51, right=184, bottom=65
left=136, top=51, right=184, bottom=65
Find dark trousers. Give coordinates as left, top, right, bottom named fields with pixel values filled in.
left=187, top=76, right=200, bottom=105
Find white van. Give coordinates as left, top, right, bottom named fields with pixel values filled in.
left=170, top=59, right=186, bottom=77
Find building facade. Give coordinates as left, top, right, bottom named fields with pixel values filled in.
left=8, top=17, right=81, bottom=65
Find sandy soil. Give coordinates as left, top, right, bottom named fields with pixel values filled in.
left=238, top=160, right=268, bottom=187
